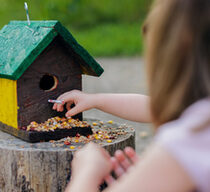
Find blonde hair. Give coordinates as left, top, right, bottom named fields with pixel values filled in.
left=144, top=0, right=210, bottom=127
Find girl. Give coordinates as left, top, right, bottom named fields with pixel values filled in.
left=54, top=0, right=210, bottom=191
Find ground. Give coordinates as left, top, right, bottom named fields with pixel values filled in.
left=83, top=57, right=153, bottom=154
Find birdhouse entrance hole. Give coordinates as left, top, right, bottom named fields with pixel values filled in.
left=39, top=74, right=58, bottom=91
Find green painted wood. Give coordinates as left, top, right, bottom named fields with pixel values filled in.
left=0, top=21, right=104, bottom=80
left=53, top=22, right=104, bottom=76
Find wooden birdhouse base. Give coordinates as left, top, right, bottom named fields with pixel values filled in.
left=0, top=122, right=93, bottom=143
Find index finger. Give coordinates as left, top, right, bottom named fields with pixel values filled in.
left=53, top=103, right=57, bottom=110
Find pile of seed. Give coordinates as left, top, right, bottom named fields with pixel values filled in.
left=23, top=118, right=131, bottom=150
left=25, top=117, right=91, bottom=132
left=49, top=120, right=130, bottom=149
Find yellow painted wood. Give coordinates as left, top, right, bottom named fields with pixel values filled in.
left=0, top=79, right=18, bottom=128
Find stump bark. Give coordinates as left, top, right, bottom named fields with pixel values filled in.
left=0, top=119, right=135, bottom=192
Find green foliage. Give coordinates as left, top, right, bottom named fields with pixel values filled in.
left=0, top=0, right=151, bottom=56
left=0, top=0, right=151, bottom=28
left=71, top=22, right=144, bottom=57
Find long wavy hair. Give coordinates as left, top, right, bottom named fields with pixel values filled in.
left=144, top=0, right=210, bottom=127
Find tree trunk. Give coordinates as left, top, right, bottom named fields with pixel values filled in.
left=0, top=119, right=135, bottom=192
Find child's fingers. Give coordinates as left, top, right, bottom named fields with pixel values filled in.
left=57, top=92, right=73, bottom=103
left=66, top=102, right=73, bottom=111
left=65, top=104, right=84, bottom=117
left=56, top=98, right=66, bottom=112
left=111, top=157, right=125, bottom=177
left=56, top=95, right=74, bottom=112
left=124, top=147, right=139, bottom=164
left=57, top=104, right=64, bottom=112
left=53, top=103, right=57, bottom=110
left=53, top=90, right=81, bottom=111
left=104, top=175, right=115, bottom=186
left=114, top=150, right=131, bottom=171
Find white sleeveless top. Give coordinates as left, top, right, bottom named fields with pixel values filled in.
left=155, top=98, right=210, bottom=192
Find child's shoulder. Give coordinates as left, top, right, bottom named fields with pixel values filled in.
left=155, top=97, right=210, bottom=192
left=159, top=97, right=210, bottom=133
left=155, top=97, right=210, bottom=152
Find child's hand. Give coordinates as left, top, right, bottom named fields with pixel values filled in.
left=113, top=147, right=139, bottom=175
left=105, top=147, right=139, bottom=185
left=52, top=90, right=95, bottom=117
left=70, top=143, right=112, bottom=185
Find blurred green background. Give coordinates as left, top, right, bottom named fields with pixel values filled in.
left=0, top=0, right=152, bottom=57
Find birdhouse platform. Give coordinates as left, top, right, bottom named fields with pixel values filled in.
left=0, top=21, right=104, bottom=142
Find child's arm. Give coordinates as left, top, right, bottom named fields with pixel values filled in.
left=65, top=143, right=195, bottom=192
left=104, top=145, right=195, bottom=192
left=94, top=93, right=151, bottom=122
left=53, top=90, right=151, bottom=123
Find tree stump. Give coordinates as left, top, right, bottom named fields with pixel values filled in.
left=0, top=119, right=135, bottom=192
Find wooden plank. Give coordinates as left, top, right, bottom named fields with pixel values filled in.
left=0, top=79, right=18, bottom=128
left=0, top=121, right=92, bottom=143
left=17, top=36, right=82, bottom=128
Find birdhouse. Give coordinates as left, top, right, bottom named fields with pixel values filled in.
left=0, top=21, right=103, bottom=142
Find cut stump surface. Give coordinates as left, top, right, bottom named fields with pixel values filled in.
left=0, top=118, right=135, bottom=192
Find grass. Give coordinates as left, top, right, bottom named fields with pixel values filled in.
left=70, top=22, right=144, bottom=57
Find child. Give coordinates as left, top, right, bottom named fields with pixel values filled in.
left=54, top=0, right=210, bottom=191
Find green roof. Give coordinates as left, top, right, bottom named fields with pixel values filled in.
left=0, top=21, right=104, bottom=80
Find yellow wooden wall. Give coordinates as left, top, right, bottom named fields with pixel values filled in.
left=0, top=78, right=18, bottom=128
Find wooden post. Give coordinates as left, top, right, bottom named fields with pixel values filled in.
left=0, top=119, right=135, bottom=192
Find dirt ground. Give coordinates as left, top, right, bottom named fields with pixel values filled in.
left=83, top=57, right=154, bottom=154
